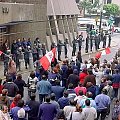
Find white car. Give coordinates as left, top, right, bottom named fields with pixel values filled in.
left=114, top=27, right=120, bottom=33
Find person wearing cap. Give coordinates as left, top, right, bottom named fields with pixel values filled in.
left=67, top=69, right=79, bottom=88
left=95, top=88, right=111, bottom=120
left=37, top=75, right=52, bottom=104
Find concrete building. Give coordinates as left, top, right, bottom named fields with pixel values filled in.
left=0, top=0, right=47, bottom=49
left=46, top=0, right=79, bottom=49
left=0, top=0, right=79, bottom=50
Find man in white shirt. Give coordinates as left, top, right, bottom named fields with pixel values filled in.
left=83, top=99, right=97, bottom=120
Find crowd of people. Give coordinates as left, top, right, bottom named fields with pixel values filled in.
left=0, top=45, right=120, bottom=120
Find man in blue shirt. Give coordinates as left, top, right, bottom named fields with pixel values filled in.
left=95, top=88, right=111, bottom=120
left=37, top=75, right=52, bottom=104
left=38, top=95, right=57, bottom=120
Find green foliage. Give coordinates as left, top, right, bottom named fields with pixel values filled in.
left=103, top=3, right=119, bottom=16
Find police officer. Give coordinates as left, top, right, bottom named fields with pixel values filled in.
left=77, top=35, right=82, bottom=51
left=108, top=33, right=111, bottom=47
left=90, top=35, right=93, bottom=52
left=94, top=35, right=98, bottom=51
left=85, top=34, right=89, bottom=53
left=98, top=33, right=101, bottom=49
left=64, top=39, right=68, bottom=58
left=103, top=34, right=107, bottom=48
left=72, top=38, right=76, bottom=56
left=57, top=40, right=63, bottom=61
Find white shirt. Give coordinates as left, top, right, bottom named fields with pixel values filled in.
left=83, top=106, right=97, bottom=120
left=69, top=112, right=85, bottom=120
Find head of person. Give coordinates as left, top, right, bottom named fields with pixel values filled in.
left=55, top=64, right=60, bottom=70
left=78, top=82, right=83, bottom=87
left=6, top=75, right=13, bottom=82
left=55, top=109, right=65, bottom=120
left=14, top=94, right=21, bottom=102
left=68, top=83, right=74, bottom=89
left=86, top=92, right=93, bottom=98
left=87, top=68, right=93, bottom=75
left=102, top=88, right=108, bottom=95
left=30, top=94, right=36, bottom=101
left=17, top=100, right=24, bottom=108
left=17, top=74, right=22, bottom=80
left=53, top=67, right=58, bottom=74
left=50, top=93, right=56, bottom=101
left=115, top=69, right=119, bottom=74
left=78, top=90, right=83, bottom=96
left=42, top=74, right=47, bottom=80
left=75, top=104, right=82, bottom=112
left=45, top=95, right=51, bottom=103
left=30, top=71, right=35, bottom=79
left=2, top=89, right=8, bottom=96
left=105, top=69, right=110, bottom=75
left=63, top=60, right=67, bottom=65
left=69, top=99, right=76, bottom=106
left=63, top=91, right=68, bottom=98
left=2, top=105, right=8, bottom=113
left=55, top=80, right=61, bottom=86
left=113, top=98, right=119, bottom=106
left=73, top=69, right=78, bottom=75
left=85, top=99, right=91, bottom=107
left=86, top=82, right=93, bottom=88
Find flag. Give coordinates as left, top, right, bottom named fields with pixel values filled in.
left=101, top=47, right=111, bottom=56
left=95, top=47, right=111, bottom=59
left=39, top=48, right=56, bottom=70
left=0, top=51, right=3, bottom=56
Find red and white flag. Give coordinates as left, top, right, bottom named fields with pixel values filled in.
left=101, top=47, right=111, bottom=55
left=39, top=48, right=56, bottom=70
left=95, top=47, right=111, bottom=59
left=0, top=51, right=3, bottom=56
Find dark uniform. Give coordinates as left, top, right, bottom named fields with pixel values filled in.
left=57, top=40, right=64, bottom=61
left=85, top=35, right=89, bottom=53
left=103, top=35, right=107, bottom=48
left=24, top=47, right=30, bottom=69
left=108, top=34, right=111, bottom=47
left=94, top=35, right=98, bottom=51
left=98, top=34, right=101, bottom=49
left=78, top=35, right=82, bottom=51
left=90, top=36, right=93, bottom=51
left=72, top=39, right=76, bottom=56
left=64, top=39, right=68, bottom=58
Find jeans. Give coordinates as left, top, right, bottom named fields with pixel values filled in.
left=113, top=88, right=118, bottom=98
left=39, top=94, right=48, bottom=104
left=97, top=108, right=108, bottom=120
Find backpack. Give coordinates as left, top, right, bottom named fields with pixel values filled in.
left=17, top=108, right=25, bottom=118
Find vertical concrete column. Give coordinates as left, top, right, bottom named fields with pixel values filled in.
left=67, top=15, right=75, bottom=40
left=62, top=15, right=71, bottom=45
left=57, top=15, right=66, bottom=40
left=72, top=15, right=78, bottom=35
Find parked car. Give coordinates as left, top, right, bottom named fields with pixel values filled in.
left=114, top=27, right=120, bottom=33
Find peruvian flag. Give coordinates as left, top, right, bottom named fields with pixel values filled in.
left=101, top=47, right=111, bottom=55
left=95, top=47, right=111, bottom=59
left=39, top=48, right=56, bottom=70
left=0, top=51, right=3, bottom=56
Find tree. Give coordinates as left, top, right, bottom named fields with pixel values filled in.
left=103, top=3, right=120, bottom=16
left=78, top=0, right=100, bottom=17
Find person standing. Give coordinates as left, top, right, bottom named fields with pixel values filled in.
left=64, top=38, right=68, bottom=58
left=57, top=40, right=64, bottom=61
left=85, top=34, right=89, bottom=53
left=37, top=75, right=52, bottom=104
left=78, top=35, right=82, bottom=51
left=72, top=39, right=76, bottom=56
left=83, top=99, right=97, bottom=120
left=38, top=96, right=57, bottom=120
left=95, top=89, right=111, bottom=120
left=103, top=34, right=107, bottom=48
left=94, top=35, right=98, bottom=51
left=90, top=36, right=93, bottom=52
left=108, top=33, right=111, bottom=47
left=14, top=74, right=26, bottom=98
left=26, top=94, right=40, bottom=120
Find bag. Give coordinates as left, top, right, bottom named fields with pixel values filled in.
left=17, top=108, right=25, bottom=118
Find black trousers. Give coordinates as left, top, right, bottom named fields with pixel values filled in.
left=97, top=108, right=108, bottom=120
left=39, top=94, right=48, bottom=104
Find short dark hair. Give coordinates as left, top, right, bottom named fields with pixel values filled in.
left=85, top=99, right=90, bottom=106
left=30, top=94, right=36, bottom=101
left=68, top=83, right=74, bottom=89
left=78, top=90, right=83, bottom=96
left=45, top=95, right=51, bottom=103
left=63, top=91, right=68, bottom=98
left=17, top=100, right=24, bottom=108
left=50, top=93, right=56, bottom=100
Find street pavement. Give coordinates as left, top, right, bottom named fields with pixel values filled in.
left=0, top=32, right=120, bottom=120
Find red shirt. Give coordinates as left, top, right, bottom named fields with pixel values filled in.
left=79, top=72, right=88, bottom=84
left=0, top=85, right=3, bottom=94
left=74, top=86, right=87, bottom=96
